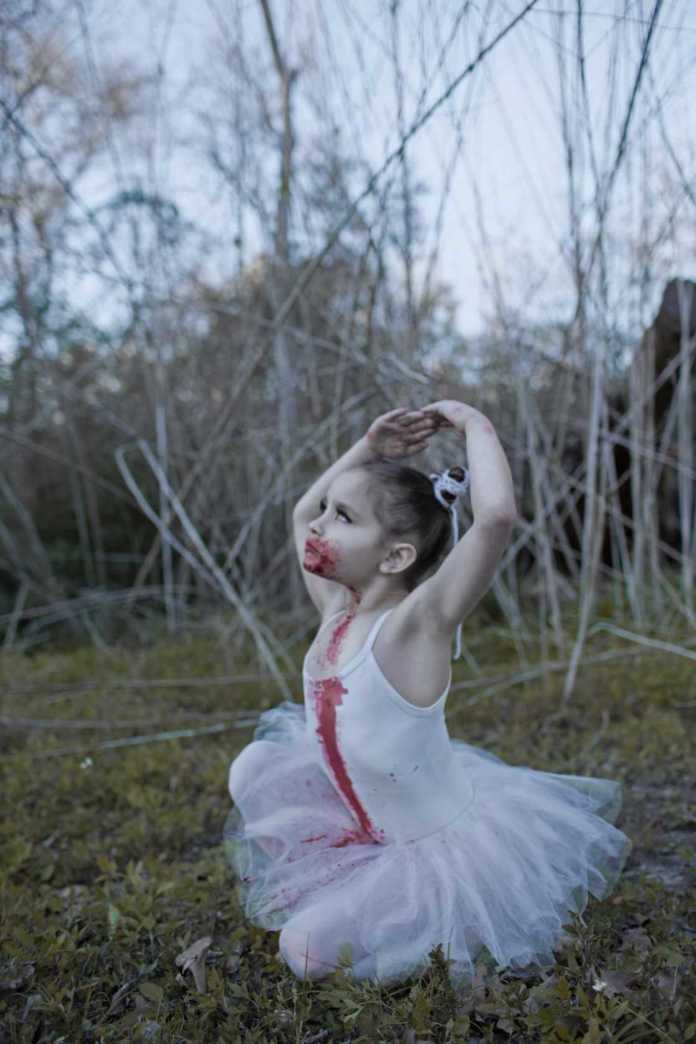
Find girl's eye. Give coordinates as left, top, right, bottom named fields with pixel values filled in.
left=319, top=499, right=350, bottom=522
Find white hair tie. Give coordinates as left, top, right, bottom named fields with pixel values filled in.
left=429, top=466, right=470, bottom=661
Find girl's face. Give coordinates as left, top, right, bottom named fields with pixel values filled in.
left=303, top=470, right=407, bottom=590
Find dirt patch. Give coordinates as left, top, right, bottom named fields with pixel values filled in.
left=621, top=779, right=696, bottom=891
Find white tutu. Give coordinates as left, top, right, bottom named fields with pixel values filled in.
left=224, top=698, right=632, bottom=987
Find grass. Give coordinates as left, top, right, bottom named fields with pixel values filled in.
left=1, top=606, right=695, bottom=1043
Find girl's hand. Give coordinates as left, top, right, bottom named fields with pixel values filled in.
left=366, top=407, right=438, bottom=459
left=420, top=400, right=481, bottom=432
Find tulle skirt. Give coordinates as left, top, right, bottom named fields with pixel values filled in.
left=224, top=699, right=632, bottom=987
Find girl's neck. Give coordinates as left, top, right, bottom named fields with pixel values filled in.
left=342, top=586, right=405, bottom=617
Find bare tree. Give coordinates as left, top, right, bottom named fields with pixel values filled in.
left=0, top=2, right=693, bottom=719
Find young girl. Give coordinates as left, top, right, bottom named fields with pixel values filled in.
left=224, top=401, right=632, bottom=987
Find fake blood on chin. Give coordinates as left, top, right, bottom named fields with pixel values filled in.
left=303, top=536, right=340, bottom=577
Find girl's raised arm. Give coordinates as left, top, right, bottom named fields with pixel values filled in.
left=292, top=408, right=432, bottom=521
left=414, top=401, right=518, bottom=635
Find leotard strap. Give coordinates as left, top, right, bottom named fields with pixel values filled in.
left=364, top=607, right=395, bottom=651
left=313, top=606, right=393, bottom=660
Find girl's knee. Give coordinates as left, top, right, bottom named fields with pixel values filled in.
left=228, top=739, right=277, bottom=800
left=278, top=926, right=325, bottom=980
left=278, top=912, right=359, bottom=981
left=278, top=922, right=335, bottom=980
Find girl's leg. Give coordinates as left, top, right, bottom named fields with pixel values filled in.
left=228, top=739, right=279, bottom=802
left=228, top=740, right=284, bottom=857
left=278, top=897, right=375, bottom=981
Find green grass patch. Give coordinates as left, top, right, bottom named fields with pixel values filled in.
left=1, top=610, right=695, bottom=1042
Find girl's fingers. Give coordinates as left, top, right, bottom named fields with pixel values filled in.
left=382, top=410, right=438, bottom=435
left=401, top=413, right=433, bottom=427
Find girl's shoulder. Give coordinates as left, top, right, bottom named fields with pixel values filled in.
left=373, top=600, right=453, bottom=709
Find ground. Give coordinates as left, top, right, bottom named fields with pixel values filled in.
left=1, top=606, right=695, bottom=1042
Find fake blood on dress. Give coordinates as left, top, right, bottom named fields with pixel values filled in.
left=311, top=675, right=384, bottom=846
left=305, top=595, right=385, bottom=848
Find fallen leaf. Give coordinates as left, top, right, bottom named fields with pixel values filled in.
left=174, top=936, right=212, bottom=993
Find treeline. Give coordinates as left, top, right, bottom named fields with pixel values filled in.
left=1, top=1, right=694, bottom=693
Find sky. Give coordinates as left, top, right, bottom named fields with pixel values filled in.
left=19, top=1, right=696, bottom=345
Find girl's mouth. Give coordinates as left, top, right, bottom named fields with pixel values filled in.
left=304, top=537, right=339, bottom=576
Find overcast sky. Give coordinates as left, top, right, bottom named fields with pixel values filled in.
left=45, top=1, right=696, bottom=342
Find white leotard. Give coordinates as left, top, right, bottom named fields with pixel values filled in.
left=302, top=608, right=475, bottom=845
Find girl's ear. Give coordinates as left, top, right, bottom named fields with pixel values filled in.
left=380, top=543, right=417, bottom=575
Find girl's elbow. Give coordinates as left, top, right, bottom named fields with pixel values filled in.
left=480, top=507, right=517, bottom=528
